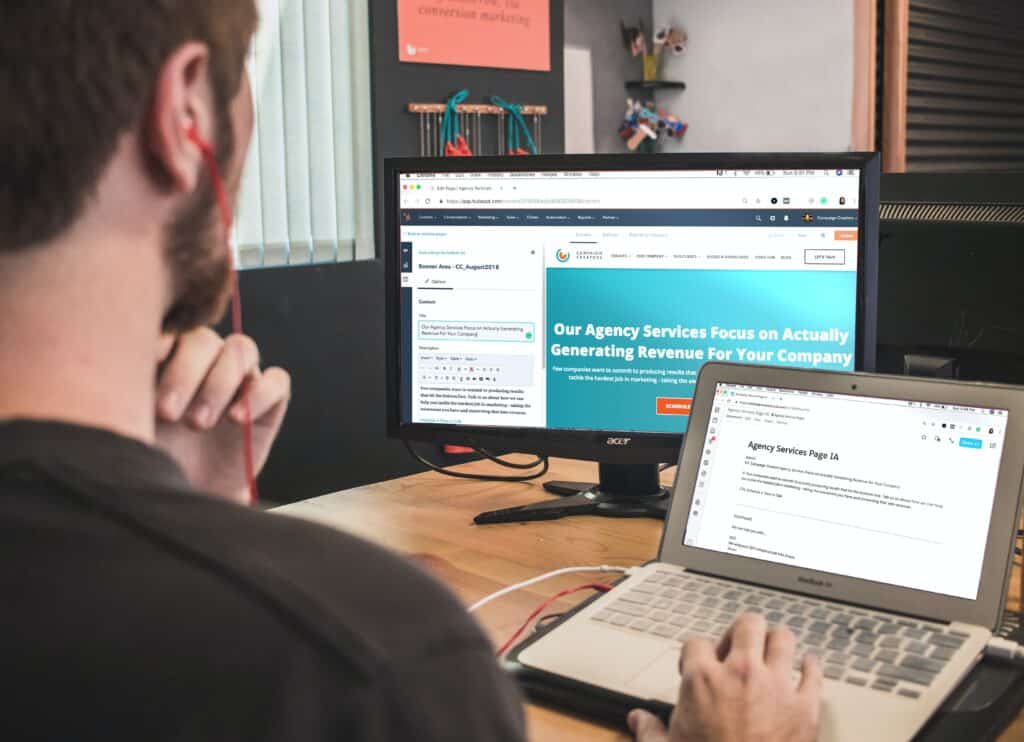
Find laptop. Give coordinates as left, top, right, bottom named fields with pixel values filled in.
left=509, top=363, right=1024, bottom=741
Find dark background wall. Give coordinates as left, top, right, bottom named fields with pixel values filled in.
left=239, top=2, right=566, bottom=504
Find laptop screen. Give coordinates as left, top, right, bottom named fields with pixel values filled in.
left=683, top=383, right=1009, bottom=600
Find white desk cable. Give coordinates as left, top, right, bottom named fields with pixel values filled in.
left=468, top=565, right=639, bottom=613
left=985, top=637, right=1024, bottom=665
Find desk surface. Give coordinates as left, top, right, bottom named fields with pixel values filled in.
left=276, top=457, right=1024, bottom=742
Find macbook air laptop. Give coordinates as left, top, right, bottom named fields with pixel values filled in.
left=509, top=363, right=1024, bottom=741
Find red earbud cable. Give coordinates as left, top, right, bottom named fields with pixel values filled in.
left=186, top=123, right=259, bottom=506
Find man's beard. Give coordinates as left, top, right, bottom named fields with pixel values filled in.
left=160, top=119, right=237, bottom=334
left=160, top=180, right=234, bottom=334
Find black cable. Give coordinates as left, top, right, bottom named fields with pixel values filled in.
left=476, top=447, right=547, bottom=470
left=404, top=441, right=549, bottom=482
left=534, top=612, right=568, bottom=632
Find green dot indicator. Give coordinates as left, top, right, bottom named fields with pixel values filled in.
left=526, top=332, right=534, bottom=340
left=820, top=196, right=828, bottom=204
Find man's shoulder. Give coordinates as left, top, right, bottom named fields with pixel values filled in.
left=144, top=492, right=491, bottom=668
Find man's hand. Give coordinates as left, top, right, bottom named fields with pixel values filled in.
left=155, top=328, right=291, bottom=502
left=629, top=613, right=823, bottom=742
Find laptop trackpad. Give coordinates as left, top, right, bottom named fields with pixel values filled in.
left=626, top=646, right=682, bottom=704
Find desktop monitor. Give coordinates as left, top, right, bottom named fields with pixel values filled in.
left=385, top=153, right=880, bottom=521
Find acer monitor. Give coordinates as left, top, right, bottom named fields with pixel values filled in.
left=384, top=153, right=880, bottom=522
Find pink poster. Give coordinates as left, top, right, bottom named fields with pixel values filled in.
left=398, top=0, right=551, bottom=72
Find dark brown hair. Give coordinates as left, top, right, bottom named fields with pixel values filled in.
left=0, top=1, right=258, bottom=251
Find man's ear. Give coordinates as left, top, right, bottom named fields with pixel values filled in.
left=146, top=42, right=215, bottom=194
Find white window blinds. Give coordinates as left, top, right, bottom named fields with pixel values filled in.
left=234, top=0, right=374, bottom=268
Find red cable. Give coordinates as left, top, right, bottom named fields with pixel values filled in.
left=496, top=583, right=614, bottom=657
left=186, top=124, right=259, bottom=506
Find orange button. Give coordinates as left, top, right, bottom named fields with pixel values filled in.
left=834, top=230, right=858, bottom=241
left=657, top=397, right=693, bottom=416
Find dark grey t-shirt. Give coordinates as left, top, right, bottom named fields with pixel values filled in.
left=0, top=421, right=525, bottom=741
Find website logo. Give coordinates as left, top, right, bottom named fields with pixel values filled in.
left=555, top=249, right=571, bottom=263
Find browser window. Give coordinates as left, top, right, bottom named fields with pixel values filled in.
left=684, top=383, right=1008, bottom=600
left=398, top=169, right=863, bottom=434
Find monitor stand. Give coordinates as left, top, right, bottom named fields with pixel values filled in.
left=473, top=463, right=671, bottom=525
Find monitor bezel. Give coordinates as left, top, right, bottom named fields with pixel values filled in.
left=384, top=152, right=880, bottom=464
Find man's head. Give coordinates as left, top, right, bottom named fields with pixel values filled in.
left=0, top=0, right=258, bottom=331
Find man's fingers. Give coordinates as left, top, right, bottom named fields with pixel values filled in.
left=680, top=635, right=719, bottom=678
left=798, top=652, right=825, bottom=698
left=184, top=334, right=259, bottom=429
left=764, top=625, right=797, bottom=673
left=627, top=709, right=669, bottom=742
left=156, top=328, right=223, bottom=422
left=719, top=613, right=769, bottom=665
left=231, top=367, right=291, bottom=426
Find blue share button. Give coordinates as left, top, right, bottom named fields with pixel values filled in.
left=959, top=438, right=983, bottom=449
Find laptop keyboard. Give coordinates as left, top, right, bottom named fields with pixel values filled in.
left=591, top=569, right=970, bottom=699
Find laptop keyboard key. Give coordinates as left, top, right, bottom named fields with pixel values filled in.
left=877, top=663, right=935, bottom=687
left=854, top=618, right=878, bottom=632
left=805, top=634, right=827, bottom=647
left=809, top=621, right=830, bottom=634
left=871, top=683, right=894, bottom=693
left=852, top=658, right=876, bottom=673
left=594, top=610, right=614, bottom=622
left=669, top=615, right=690, bottom=628
left=903, top=627, right=927, bottom=640
left=810, top=608, right=830, bottom=620
left=874, top=649, right=899, bottom=664
left=845, top=675, right=868, bottom=687
left=901, top=655, right=944, bottom=674
left=905, top=641, right=928, bottom=655
left=931, top=646, right=956, bottom=662
left=650, top=610, right=670, bottom=623
left=610, top=614, right=631, bottom=627
left=824, top=664, right=844, bottom=680
left=827, top=639, right=851, bottom=652
left=832, top=613, right=853, bottom=626
left=851, top=645, right=873, bottom=658
left=877, top=622, right=900, bottom=635
left=652, top=624, right=678, bottom=638
left=930, top=633, right=965, bottom=649
left=630, top=619, right=653, bottom=632
left=880, top=636, right=902, bottom=649
left=898, top=689, right=921, bottom=699
left=827, top=652, right=851, bottom=665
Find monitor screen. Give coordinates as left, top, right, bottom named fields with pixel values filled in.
left=684, top=383, right=1008, bottom=600
left=394, top=165, right=869, bottom=442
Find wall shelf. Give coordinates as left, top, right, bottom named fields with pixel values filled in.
left=625, top=81, right=687, bottom=92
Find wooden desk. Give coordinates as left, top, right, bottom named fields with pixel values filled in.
left=275, top=458, right=1024, bottom=742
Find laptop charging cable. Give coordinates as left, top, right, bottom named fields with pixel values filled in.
left=468, top=565, right=638, bottom=613
left=468, top=565, right=640, bottom=657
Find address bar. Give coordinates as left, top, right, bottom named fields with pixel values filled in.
left=442, top=197, right=601, bottom=206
